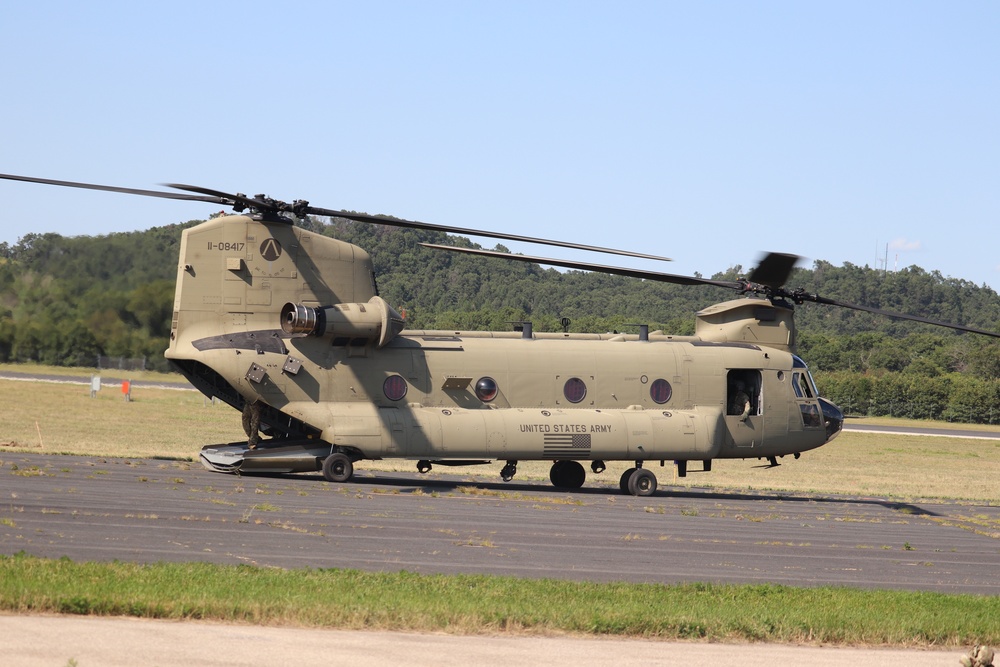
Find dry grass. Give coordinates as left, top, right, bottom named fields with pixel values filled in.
left=1, top=376, right=998, bottom=501
left=0, top=361, right=186, bottom=384
left=0, top=380, right=245, bottom=459
left=847, top=415, right=1000, bottom=433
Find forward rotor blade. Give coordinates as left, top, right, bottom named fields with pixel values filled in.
left=310, top=206, right=672, bottom=262
left=0, top=173, right=221, bottom=204
left=792, top=292, right=1000, bottom=338
left=748, top=252, right=800, bottom=289
left=421, top=243, right=740, bottom=289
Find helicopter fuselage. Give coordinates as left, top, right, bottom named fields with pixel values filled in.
left=165, top=214, right=842, bottom=491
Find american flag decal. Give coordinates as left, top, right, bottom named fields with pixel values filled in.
left=542, top=433, right=592, bottom=458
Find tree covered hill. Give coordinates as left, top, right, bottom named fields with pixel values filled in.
left=1, top=215, right=998, bottom=385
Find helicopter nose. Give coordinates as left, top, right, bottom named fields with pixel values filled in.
left=819, top=397, right=844, bottom=442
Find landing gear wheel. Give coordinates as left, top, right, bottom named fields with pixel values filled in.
left=627, top=468, right=657, bottom=497
left=619, top=467, right=637, bottom=494
left=563, top=461, right=585, bottom=488
left=550, top=461, right=586, bottom=489
left=549, top=461, right=567, bottom=486
left=322, top=452, right=353, bottom=483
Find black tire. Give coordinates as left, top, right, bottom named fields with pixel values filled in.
left=549, top=461, right=567, bottom=487
left=562, top=461, right=586, bottom=488
left=627, top=468, right=657, bottom=497
left=550, top=461, right=586, bottom=489
left=619, top=467, right=636, bottom=494
left=322, top=452, right=354, bottom=483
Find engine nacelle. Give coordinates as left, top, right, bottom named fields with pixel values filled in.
left=281, top=296, right=405, bottom=348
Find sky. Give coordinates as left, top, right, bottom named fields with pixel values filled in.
left=2, top=1, right=998, bottom=292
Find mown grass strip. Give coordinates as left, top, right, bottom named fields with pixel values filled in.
left=2, top=554, right=997, bottom=646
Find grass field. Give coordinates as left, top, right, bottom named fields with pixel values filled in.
left=0, top=377, right=245, bottom=459
left=3, top=554, right=998, bottom=646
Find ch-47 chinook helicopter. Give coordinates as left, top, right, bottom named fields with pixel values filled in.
left=3, top=172, right=999, bottom=496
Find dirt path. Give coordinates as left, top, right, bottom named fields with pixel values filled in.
left=1, top=615, right=961, bottom=667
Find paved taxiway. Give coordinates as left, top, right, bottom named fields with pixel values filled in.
left=2, top=452, right=998, bottom=592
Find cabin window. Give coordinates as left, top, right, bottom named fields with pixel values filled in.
left=650, top=379, right=672, bottom=404
left=475, top=377, right=498, bottom=402
left=563, top=377, right=587, bottom=404
left=383, top=375, right=408, bottom=401
left=727, top=370, right=761, bottom=416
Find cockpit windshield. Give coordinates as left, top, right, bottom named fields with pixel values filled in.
left=790, top=356, right=819, bottom=399
left=790, top=355, right=843, bottom=439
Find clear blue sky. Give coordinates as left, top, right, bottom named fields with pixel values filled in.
left=3, top=1, right=998, bottom=292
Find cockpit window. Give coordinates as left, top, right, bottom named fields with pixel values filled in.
left=800, top=403, right=822, bottom=427
left=792, top=355, right=808, bottom=369
left=792, top=372, right=814, bottom=399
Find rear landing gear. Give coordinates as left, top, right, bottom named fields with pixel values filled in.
left=549, top=460, right=586, bottom=489
left=321, top=452, right=354, bottom=483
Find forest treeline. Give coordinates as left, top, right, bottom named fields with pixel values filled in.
left=1, top=215, right=999, bottom=422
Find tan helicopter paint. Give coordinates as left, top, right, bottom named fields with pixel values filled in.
left=167, top=215, right=838, bottom=494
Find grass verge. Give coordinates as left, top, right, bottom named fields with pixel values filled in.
left=2, top=553, right=998, bottom=646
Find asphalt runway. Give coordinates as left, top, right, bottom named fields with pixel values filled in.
left=2, top=452, right=998, bottom=593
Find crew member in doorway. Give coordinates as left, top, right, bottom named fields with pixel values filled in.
left=731, top=381, right=751, bottom=420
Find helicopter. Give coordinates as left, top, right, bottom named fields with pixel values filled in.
left=2, top=172, right=998, bottom=496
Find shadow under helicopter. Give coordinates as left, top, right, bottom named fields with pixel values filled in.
left=237, top=468, right=943, bottom=518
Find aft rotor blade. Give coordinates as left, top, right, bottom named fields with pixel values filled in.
left=309, top=206, right=672, bottom=262
left=163, top=183, right=239, bottom=201
left=421, top=243, right=740, bottom=289
left=165, top=182, right=275, bottom=213
left=0, top=173, right=221, bottom=204
left=792, top=292, right=1000, bottom=338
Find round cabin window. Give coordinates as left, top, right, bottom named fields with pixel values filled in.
left=563, top=377, right=587, bottom=404
left=650, top=378, right=672, bottom=404
left=383, top=375, right=408, bottom=401
left=475, top=377, right=498, bottom=402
